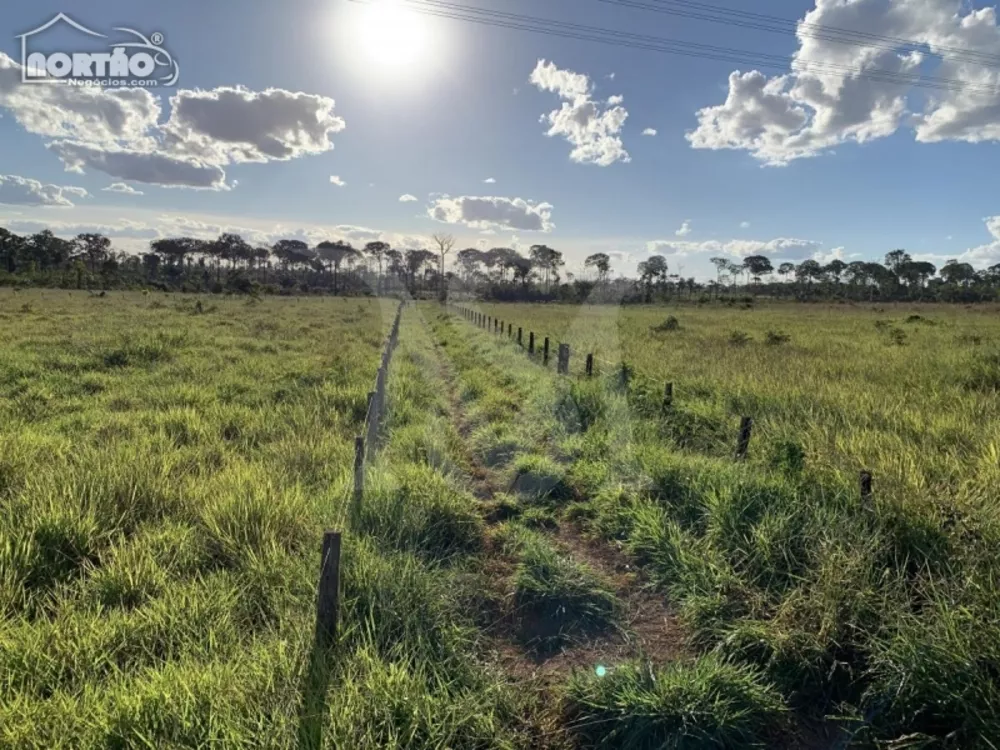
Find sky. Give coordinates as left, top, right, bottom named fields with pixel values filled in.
left=2, top=0, right=1000, bottom=280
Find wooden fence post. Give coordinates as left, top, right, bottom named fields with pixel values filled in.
left=558, top=344, right=570, bottom=374
left=586, top=353, right=594, bottom=377
left=543, top=337, right=550, bottom=365
left=860, top=471, right=873, bottom=503
left=735, top=417, right=753, bottom=460
left=663, top=382, right=673, bottom=409
left=529, top=331, right=535, bottom=354
left=619, top=362, right=631, bottom=389
left=315, top=531, right=342, bottom=644
left=353, top=435, right=365, bottom=502
left=517, top=327, right=523, bottom=346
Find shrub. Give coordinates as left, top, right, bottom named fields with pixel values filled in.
left=729, top=331, right=752, bottom=346
left=764, top=330, right=790, bottom=346
left=652, top=316, right=680, bottom=332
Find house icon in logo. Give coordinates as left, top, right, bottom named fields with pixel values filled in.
left=17, top=13, right=107, bottom=82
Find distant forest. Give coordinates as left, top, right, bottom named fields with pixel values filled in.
left=1, top=225, right=994, bottom=303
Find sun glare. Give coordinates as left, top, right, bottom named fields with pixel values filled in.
left=352, top=0, right=435, bottom=76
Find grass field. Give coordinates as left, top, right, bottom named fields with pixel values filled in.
left=3, top=290, right=1000, bottom=748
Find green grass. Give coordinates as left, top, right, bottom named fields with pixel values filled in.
left=0, top=292, right=529, bottom=749
left=506, top=527, right=619, bottom=650
left=442, top=300, right=1000, bottom=747
left=563, top=655, right=787, bottom=749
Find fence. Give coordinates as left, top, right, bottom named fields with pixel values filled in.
left=316, top=300, right=404, bottom=644
left=448, top=303, right=874, bottom=499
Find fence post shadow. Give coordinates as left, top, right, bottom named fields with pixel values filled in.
left=296, top=638, right=337, bottom=749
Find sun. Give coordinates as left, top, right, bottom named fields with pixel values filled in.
left=351, top=0, right=435, bottom=76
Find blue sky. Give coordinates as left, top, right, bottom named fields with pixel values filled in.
left=2, top=0, right=1000, bottom=279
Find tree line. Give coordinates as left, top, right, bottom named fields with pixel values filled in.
left=0, top=227, right=457, bottom=298
left=1, top=224, right=995, bottom=303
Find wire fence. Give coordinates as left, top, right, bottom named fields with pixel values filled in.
left=315, top=299, right=404, bottom=645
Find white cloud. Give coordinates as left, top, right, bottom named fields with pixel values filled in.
left=0, top=174, right=88, bottom=207
left=642, top=128, right=657, bottom=136
left=687, top=0, right=1000, bottom=164
left=813, top=246, right=846, bottom=264
left=529, top=59, right=630, bottom=166
left=162, top=86, right=346, bottom=165
left=428, top=195, right=554, bottom=232
left=607, top=95, right=624, bottom=105
left=675, top=220, right=692, bottom=237
left=329, top=175, right=346, bottom=187
left=102, top=182, right=144, bottom=196
left=483, top=177, right=496, bottom=183
left=740, top=221, right=751, bottom=229
left=0, top=53, right=161, bottom=146
left=646, top=236, right=823, bottom=260
left=49, top=141, right=228, bottom=190
left=399, top=193, right=418, bottom=202
left=0, top=53, right=346, bottom=190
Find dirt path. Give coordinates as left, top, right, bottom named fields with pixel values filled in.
left=418, top=307, right=688, bottom=698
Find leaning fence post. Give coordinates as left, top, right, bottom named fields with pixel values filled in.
left=860, top=471, right=873, bottom=504
left=353, top=435, right=365, bottom=502
left=586, top=353, right=594, bottom=377
left=543, top=337, right=550, bottom=365
left=529, top=332, right=535, bottom=355
left=663, top=382, right=673, bottom=409
left=315, top=531, right=342, bottom=644
left=735, top=417, right=753, bottom=460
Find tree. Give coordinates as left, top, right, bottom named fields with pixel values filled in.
left=432, top=233, right=455, bottom=301
left=404, top=249, right=436, bottom=294
left=777, top=262, right=795, bottom=281
left=796, top=260, right=823, bottom=285
left=940, top=259, right=976, bottom=287
left=743, top=255, right=773, bottom=284
left=637, top=255, right=668, bottom=300
left=272, top=239, right=312, bottom=272
left=363, top=241, right=390, bottom=293
left=585, top=252, right=611, bottom=284
left=73, top=233, right=111, bottom=273
left=456, top=248, right=485, bottom=283
left=316, top=240, right=358, bottom=294
left=530, top=245, right=564, bottom=290
left=709, top=257, right=729, bottom=286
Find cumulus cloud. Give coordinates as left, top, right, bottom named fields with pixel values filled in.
left=428, top=195, right=554, bottom=232
left=0, top=217, right=159, bottom=239
left=102, top=182, right=144, bottom=195
left=0, top=53, right=346, bottom=190
left=484, top=177, right=496, bottom=183
left=162, top=86, right=346, bottom=165
left=0, top=174, right=89, bottom=207
left=958, top=215, right=1000, bottom=267
left=49, top=141, right=228, bottom=190
left=399, top=193, right=418, bottom=202
left=740, top=221, right=751, bottom=228
left=642, top=128, right=657, bottom=136
left=0, top=53, right=161, bottom=146
left=675, top=220, right=692, bottom=237
left=329, top=175, right=346, bottom=186
left=646, top=236, right=823, bottom=260
left=529, top=59, right=630, bottom=166
left=687, top=0, right=1000, bottom=164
